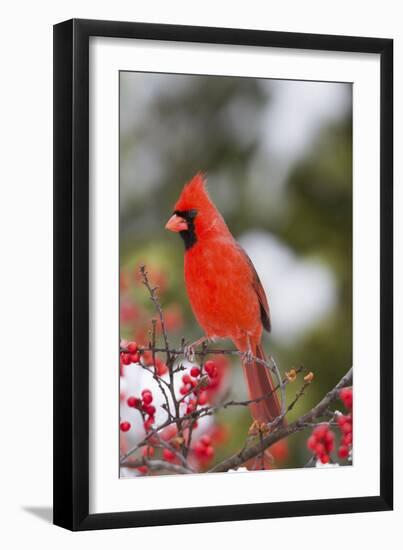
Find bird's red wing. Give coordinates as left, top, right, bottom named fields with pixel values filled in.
left=237, top=245, right=271, bottom=333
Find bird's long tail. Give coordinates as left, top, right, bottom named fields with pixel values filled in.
left=242, top=342, right=282, bottom=424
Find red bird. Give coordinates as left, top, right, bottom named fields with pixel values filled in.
left=165, top=173, right=281, bottom=424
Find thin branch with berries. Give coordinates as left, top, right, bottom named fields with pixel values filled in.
left=120, top=267, right=353, bottom=476
left=210, top=368, right=352, bottom=472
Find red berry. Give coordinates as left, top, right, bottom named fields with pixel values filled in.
left=338, top=445, right=349, bottom=459
left=163, top=448, right=176, bottom=461
left=307, top=435, right=317, bottom=451
left=127, top=396, right=141, bottom=408
left=137, top=465, right=148, bottom=474
left=186, top=402, right=196, bottom=414
left=337, top=414, right=347, bottom=426
left=340, top=388, right=353, bottom=409
left=341, top=422, right=352, bottom=435
left=314, top=443, right=325, bottom=456
left=129, top=353, right=140, bottom=364
left=200, top=434, right=211, bottom=446
left=204, top=360, right=214, bottom=371
left=143, top=404, right=156, bottom=416
left=205, top=445, right=214, bottom=459
left=197, top=392, right=208, bottom=406
left=190, top=367, right=201, bottom=378
left=204, top=360, right=218, bottom=377
left=313, top=424, right=328, bottom=439
left=324, top=431, right=335, bottom=452
left=142, top=351, right=153, bottom=366
left=182, top=374, right=192, bottom=384
left=179, top=385, right=188, bottom=395
left=342, top=433, right=353, bottom=446
left=120, top=421, right=131, bottom=432
left=155, top=359, right=168, bottom=376
left=319, top=453, right=330, bottom=464
left=194, top=442, right=205, bottom=457
left=142, top=391, right=153, bottom=405
left=143, top=416, right=154, bottom=431
left=127, top=342, right=138, bottom=354
left=121, top=353, right=131, bottom=365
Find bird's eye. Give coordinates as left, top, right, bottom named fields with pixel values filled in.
left=174, top=209, right=197, bottom=220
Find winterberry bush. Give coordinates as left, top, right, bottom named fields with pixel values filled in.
left=119, top=266, right=353, bottom=476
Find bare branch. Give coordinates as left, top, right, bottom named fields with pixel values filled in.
left=119, top=365, right=305, bottom=464
left=139, top=265, right=171, bottom=362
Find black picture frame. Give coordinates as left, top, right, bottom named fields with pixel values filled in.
left=53, top=18, right=393, bottom=531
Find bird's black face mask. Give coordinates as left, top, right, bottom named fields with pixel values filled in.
left=165, top=209, right=198, bottom=250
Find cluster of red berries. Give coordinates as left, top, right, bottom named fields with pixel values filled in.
left=179, top=360, right=220, bottom=428
left=121, top=343, right=169, bottom=377
left=162, top=448, right=177, bottom=462
left=179, top=361, right=217, bottom=398
left=193, top=434, right=215, bottom=463
left=306, top=387, right=353, bottom=464
left=179, top=368, right=201, bottom=396
left=204, top=360, right=218, bottom=378
left=307, top=423, right=335, bottom=464
left=141, top=350, right=168, bottom=376
left=340, top=387, right=353, bottom=410
left=337, top=387, right=353, bottom=460
left=137, top=445, right=171, bottom=475
left=205, top=357, right=227, bottom=395
left=127, top=388, right=156, bottom=432
left=120, top=341, right=140, bottom=366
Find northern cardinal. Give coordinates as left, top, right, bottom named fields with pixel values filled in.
left=165, top=173, right=281, bottom=424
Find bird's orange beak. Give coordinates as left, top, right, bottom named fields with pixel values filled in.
left=165, top=214, right=188, bottom=232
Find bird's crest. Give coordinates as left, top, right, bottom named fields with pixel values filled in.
left=174, top=172, right=212, bottom=213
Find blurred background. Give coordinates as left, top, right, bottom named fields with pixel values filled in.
left=119, top=71, right=352, bottom=473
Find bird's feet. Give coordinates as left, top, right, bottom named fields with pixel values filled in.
left=243, top=349, right=254, bottom=364
left=183, top=344, right=196, bottom=362
left=183, top=337, right=208, bottom=362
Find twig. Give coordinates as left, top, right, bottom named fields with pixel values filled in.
left=139, top=265, right=171, bottom=363
left=267, top=355, right=286, bottom=417
left=184, top=345, right=208, bottom=457
left=119, top=366, right=305, bottom=464
left=121, top=267, right=352, bottom=475
left=149, top=318, right=171, bottom=418
left=209, top=367, right=353, bottom=473
left=259, top=429, right=265, bottom=470
left=153, top=431, right=196, bottom=472
left=139, top=265, right=185, bottom=452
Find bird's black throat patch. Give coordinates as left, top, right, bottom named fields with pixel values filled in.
left=174, top=209, right=198, bottom=250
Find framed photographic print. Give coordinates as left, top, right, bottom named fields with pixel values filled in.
left=53, top=19, right=393, bottom=530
